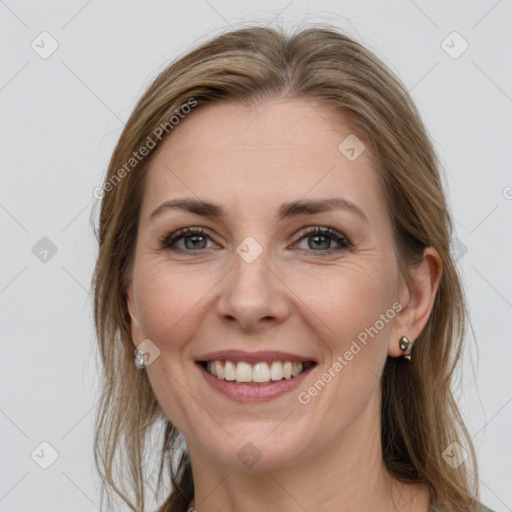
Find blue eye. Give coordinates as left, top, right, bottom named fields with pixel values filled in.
left=294, top=226, right=352, bottom=255
left=161, top=226, right=352, bottom=255
left=162, top=227, right=212, bottom=251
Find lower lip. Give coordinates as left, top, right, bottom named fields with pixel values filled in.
left=197, top=363, right=316, bottom=403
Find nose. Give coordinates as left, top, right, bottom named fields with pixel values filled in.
left=214, top=242, right=290, bottom=332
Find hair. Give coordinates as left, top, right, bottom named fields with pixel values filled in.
left=91, top=22, right=483, bottom=512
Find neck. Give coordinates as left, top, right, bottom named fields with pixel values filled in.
left=185, top=397, right=431, bottom=512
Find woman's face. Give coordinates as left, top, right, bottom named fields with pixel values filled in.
left=127, top=98, right=409, bottom=470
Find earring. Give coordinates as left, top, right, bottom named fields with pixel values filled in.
left=134, top=348, right=146, bottom=370
left=399, top=336, right=413, bottom=361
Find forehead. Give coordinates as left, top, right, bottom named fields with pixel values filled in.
left=141, top=99, right=386, bottom=222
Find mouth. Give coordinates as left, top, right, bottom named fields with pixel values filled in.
left=197, top=359, right=317, bottom=385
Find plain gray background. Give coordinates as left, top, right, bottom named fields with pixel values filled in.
left=1, top=1, right=511, bottom=511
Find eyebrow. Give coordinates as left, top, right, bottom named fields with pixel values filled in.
left=149, top=197, right=368, bottom=223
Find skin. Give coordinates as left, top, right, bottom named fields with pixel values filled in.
left=126, top=98, right=441, bottom=512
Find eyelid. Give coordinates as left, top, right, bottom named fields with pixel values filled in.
left=294, top=225, right=351, bottom=243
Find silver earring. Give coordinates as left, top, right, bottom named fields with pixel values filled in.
left=134, top=348, right=146, bottom=370
left=399, top=336, right=413, bottom=361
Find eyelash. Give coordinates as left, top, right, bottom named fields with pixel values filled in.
left=160, top=226, right=352, bottom=256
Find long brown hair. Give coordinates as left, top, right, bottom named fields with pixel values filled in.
left=91, top=23, right=482, bottom=512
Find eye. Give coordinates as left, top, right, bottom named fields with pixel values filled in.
left=293, top=226, right=352, bottom=255
left=160, top=225, right=352, bottom=256
left=161, top=227, right=216, bottom=252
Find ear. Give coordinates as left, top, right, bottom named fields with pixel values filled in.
left=388, top=246, right=442, bottom=357
left=126, top=283, right=143, bottom=348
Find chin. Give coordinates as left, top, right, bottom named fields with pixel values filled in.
left=191, top=424, right=311, bottom=472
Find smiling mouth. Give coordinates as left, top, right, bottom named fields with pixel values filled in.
left=198, top=360, right=316, bottom=385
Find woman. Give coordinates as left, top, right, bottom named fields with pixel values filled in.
left=91, top=24, right=495, bottom=512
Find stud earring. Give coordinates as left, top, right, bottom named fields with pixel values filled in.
left=134, top=348, right=146, bottom=370
left=399, top=336, right=413, bottom=361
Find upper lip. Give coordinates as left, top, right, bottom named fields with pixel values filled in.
left=196, top=349, right=316, bottom=364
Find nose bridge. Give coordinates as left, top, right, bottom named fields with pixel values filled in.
left=215, top=234, right=288, bottom=329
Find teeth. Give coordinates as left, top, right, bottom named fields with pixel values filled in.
left=204, top=360, right=307, bottom=384
left=270, top=361, right=283, bottom=381
left=214, top=360, right=224, bottom=379
left=224, top=360, right=236, bottom=381
left=253, top=362, right=271, bottom=383
left=235, top=362, right=252, bottom=382
left=292, top=363, right=302, bottom=377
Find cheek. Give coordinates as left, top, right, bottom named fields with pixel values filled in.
left=132, top=264, right=213, bottom=432
left=291, top=259, right=395, bottom=346
left=134, top=260, right=211, bottom=346
left=288, top=264, right=397, bottom=445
